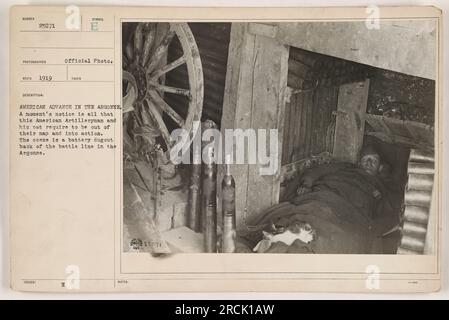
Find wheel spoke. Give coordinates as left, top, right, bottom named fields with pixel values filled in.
left=123, top=70, right=138, bottom=93
left=132, top=102, right=143, bottom=127
left=146, top=31, right=175, bottom=73
left=149, top=82, right=191, bottom=98
left=133, top=23, right=144, bottom=65
left=142, top=24, right=157, bottom=67
left=144, top=99, right=172, bottom=148
left=148, top=90, right=185, bottom=127
left=125, top=40, right=134, bottom=63
left=123, top=53, right=129, bottom=69
left=140, top=101, right=154, bottom=126
left=149, top=56, right=186, bottom=81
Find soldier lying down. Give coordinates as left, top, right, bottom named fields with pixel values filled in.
left=237, top=145, right=402, bottom=254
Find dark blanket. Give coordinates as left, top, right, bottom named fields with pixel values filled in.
left=238, top=162, right=401, bottom=254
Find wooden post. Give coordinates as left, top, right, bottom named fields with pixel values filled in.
left=333, top=79, right=370, bottom=163
left=220, top=23, right=289, bottom=231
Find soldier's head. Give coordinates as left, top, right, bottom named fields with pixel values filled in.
left=359, top=145, right=382, bottom=176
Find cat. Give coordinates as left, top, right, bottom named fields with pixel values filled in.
left=253, top=221, right=317, bottom=253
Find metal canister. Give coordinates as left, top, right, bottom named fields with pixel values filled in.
left=188, top=130, right=202, bottom=232
left=202, top=120, right=218, bottom=253
left=221, top=162, right=236, bottom=253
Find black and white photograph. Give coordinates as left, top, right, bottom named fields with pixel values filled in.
left=6, top=2, right=446, bottom=295
left=121, top=20, right=437, bottom=256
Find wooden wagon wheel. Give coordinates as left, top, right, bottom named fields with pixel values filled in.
left=122, top=22, right=204, bottom=152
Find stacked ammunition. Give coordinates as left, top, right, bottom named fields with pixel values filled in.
left=188, top=120, right=237, bottom=253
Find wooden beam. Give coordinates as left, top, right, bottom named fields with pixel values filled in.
left=248, top=23, right=278, bottom=39
left=220, top=23, right=289, bottom=230
left=275, top=21, right=437, bottom=80
left=219, top=23, right=254, bottom=231
left=333, top=79, right=370, bottom=163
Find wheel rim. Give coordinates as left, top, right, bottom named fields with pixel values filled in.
left=122, top=22, right=204, bottom=154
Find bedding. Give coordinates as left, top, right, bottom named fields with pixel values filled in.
left=237, top=162, right=402, bottom=254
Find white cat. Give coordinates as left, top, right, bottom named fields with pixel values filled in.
left=253, top=222, right=316, bottom=253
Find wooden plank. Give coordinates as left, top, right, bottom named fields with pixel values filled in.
left=288, top=59, right=310, bottom=79
left=281, top=91, right=295, bottom=165
left=323, top=86, right=336, bottom=152
left=305, top=90, right=314, bottom=157
left=289, top=95, right=298, bottom=162
left=365, top=114, right=393, bottom=135
left=313, top=86, right=332, bottom=154
left=365, top=132, right=394, bottom=144
left=287, top=74, right=305, bottom=88
left=221, top=25, right=289, bottom=228
left=364, top=114, right=434, bottom=150
left=290, top=93, right=300, bottom=162
left=245, top=34, right=289, bottom=222
left=273, top=49, right=290, bottom=204
left=365, top=131, right=432, bottom=152
left=326, top=87, right=339, bottom=154
left=298, top=92, right=309, bottom=160
left=324, top=87, right=338, bottom=153
left=333, top=79, right=370, bottom=163
left=289, top=46, right=317, bottom=67
left=286, top=94, right=295, bottom=163
left=405, top=120, right=435, bottom=147
left=291, top=93, right=301, bottom=162
left=383, top=117, right=412, bottom=139
left=248, top=22, right=278, bottom=39
left=219, top=23, right=252, bottom=231
left=404, top=122, right=423, bottom=143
